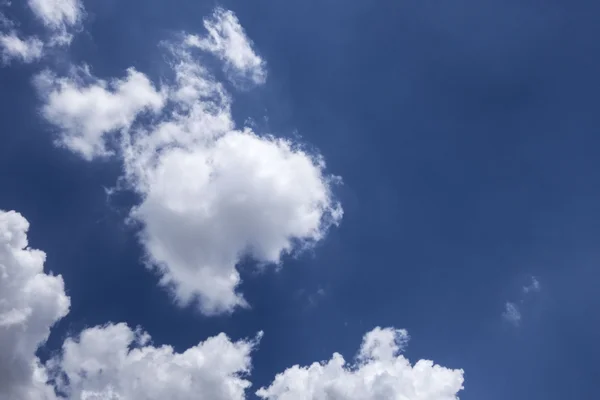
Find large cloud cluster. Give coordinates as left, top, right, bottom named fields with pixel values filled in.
left=0, top=210, right=263, bottom=400
left=0, top=212, right=464, bottom=399
left=35, top=8, right=343, bottom=315
left=1, top=4, right=467, bottom=399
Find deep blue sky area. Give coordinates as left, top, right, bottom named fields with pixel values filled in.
left=1, top=0, right=600, bottom=399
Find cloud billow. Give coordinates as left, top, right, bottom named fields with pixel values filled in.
left=35, top=8, right=343, bottom=315
left=0, top=6, right=467, bottom=399
left=0, top=210, right=69, bottom=400
left=0, top=210, right=464, bottom=399
left=257, top=327, right=464, bottom=400
left=0, top=210, right=260, bottom=400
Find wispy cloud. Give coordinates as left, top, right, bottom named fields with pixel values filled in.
left=185, top=7, right=266, bottom=86
left=307, top=287, right=327, bottom=307
left=523, top=276, right=541, bottom=294
left=502, top=276, right=541, bottom=326
left=0, top=33, right=43, bottom=64
left=502, top=302, right=522, bottom=326
left=27, top=0, right=84, bottom=45
left=0, top=0, right=85, bottom=65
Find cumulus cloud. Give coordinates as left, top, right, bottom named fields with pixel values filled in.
left=36, top=8, right=342, bottom=315
left=27, top=0, right=83, bottom=45
left=0, top=32, right=43, bottom=63
left=34, top=66, right=166, bottom=160
left=0, top=210, right=69, bottom=400
left=49, top=323, right=261, bottom=400
left=0, top=210, right=265, bottom=400
left=257, top=327, right=465, bottom=400
left=126, top=124, right=342, bottom=314
left=0, top=211, right=466, bottom=398
left=185, top=7, right=267, bottom=86
left=122, top=40, right=341, bottom=314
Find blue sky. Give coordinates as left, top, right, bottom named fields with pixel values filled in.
left=1, top=0, right=599, bottom=399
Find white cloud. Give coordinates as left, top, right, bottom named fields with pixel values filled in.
left=0, top=0, right=83, bottom=55
left=129, top=127, right=341, bottom=314
left=0, top=210, right=69, bottom=400
left=0, top=215, right=466, bottom=400
left=124, top=43, right=341, bottom=314
left=49, top=323, right=261, bottom=400
left=36, top=9, right=342, bottom=315
left=0, top=32, right=43, bottom=63
left=523, top=276, right=541, bottom=294
left=502, top=302, right=521, bottom=326
left=0, top=210, right=264, bottom=399
left=35, top=66, right=166, bottom=160
left=185, top=7, right=267, bottom=86
left=28, top=0, right=81, bottom=28
left=27, top=0, right=83, bottom=45
left=257, top=327, right=465, bottom=400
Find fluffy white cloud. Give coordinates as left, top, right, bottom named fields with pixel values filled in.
left=185, top=7, right=266, bottom=85
left=36, top=8, right=342, bottom=315
left=35, top=67, right=166, bottom=160
left=257, top=327, right=465, bottom=400
left=49, top=323, right=261, bottom=400
left=128, top=127, right=342, bottom=314
left=27, top=0, right=83, bottom=45
left=0, top=210, right=69, bottom=400
left=0, top=210, right=264, bottom=399
left=0, top=214, right=466, bottom=400
left=0, top=33, right=43, bottom=63
left=123, top=41, right=341, bottom=314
